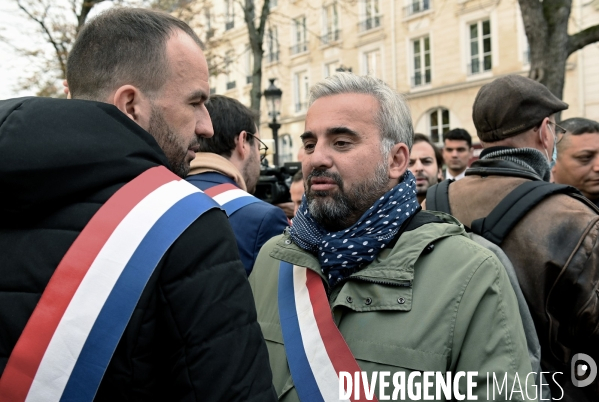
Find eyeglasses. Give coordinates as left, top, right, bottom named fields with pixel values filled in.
left=246, top=131, right=269, bottom=161
left=548, top=121, right=567, bottom=144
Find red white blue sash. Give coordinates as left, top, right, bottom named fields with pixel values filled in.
left=0, top=166, right=219, bottom=402
left=278, top=261, right=378, bottom=402
left=203, top=183, right=261, bottom=217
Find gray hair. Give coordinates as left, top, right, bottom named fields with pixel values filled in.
left=309, top=73, right=414, bottom=155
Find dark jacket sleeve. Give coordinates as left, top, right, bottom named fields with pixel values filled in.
left=156, top=208, right=277, bottom=401
left=551, top=218, right=599, bottom=361
left=251, top=206, right=289, bottom=273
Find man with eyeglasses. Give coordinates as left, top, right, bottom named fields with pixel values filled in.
left=424, top=74, right=599, bottom=401
left=187, top=95, right=288, bottom=275
left=552, top=117, right=599, bottom=207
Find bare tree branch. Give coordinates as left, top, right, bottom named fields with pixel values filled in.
left=16, top=0, right=68, bottom=77
left=568, top=24, right=599, bottom=55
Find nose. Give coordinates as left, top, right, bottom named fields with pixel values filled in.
left=593, top=156, right=599, bottom=172
left=196, top=105, right=214, bottom=139
left=308, top=141, right=334, bottom=170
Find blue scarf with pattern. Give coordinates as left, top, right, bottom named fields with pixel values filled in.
left=290, top=171, right=420, bottom=287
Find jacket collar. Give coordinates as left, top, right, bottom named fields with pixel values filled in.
left=188, top=152, right=248, bottom=191
left=466, top=158, right=543, bottom=181
left=270, top=211, right=465, bottom=289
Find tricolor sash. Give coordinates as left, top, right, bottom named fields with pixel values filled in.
left=278, top=261, right=378, bottom=402
left=0, top=166, right=219, bottom=402
left=203, top=182, right=262, bottom=217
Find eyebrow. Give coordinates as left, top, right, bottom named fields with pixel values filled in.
left=300, top=126, right=360, bottom=140
left=188, top=90, right=209, bottom=103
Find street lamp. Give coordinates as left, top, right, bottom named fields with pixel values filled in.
left=263, top=78, right=282, bottom=166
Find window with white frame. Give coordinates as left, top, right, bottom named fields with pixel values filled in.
left=360, top=0, right=380, bottom=31
left=411, top=36, right=431, bottom=87
left=293, top=70, right=309, bottom=112
left=279, top=134, right=294, bottom=164
left=405, top=0, right=430, bottom=17
left=291, top=17, right=307, bottom=55
left=322, top=3, right=339, bottom=44
left=324, top=60, right=339, bottom=78
left=225, top=0, right=235, bottom=30
left=429, top=108, right=450, bottom=143
left=225, top=51, right=236, bottom=90
left=266, top=26, right=279, bottom=63
left=209, top=75, right=216, bottom=95
left=204, top=8, right=214, bottom=40
left=364, top=49, right=381, bottom=78
left=245, top=46, right=253, bottom=85
left=468, top=19, right=491, bottom=75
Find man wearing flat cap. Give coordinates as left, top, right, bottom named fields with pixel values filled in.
left=424, top=74, right=599, bottom=401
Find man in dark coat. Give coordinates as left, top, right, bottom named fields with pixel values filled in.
left=187, top=95, right=288, bottom=275
left=0, top=8, right=276, bottom=401
left=425, top=74, right=599, bottom=401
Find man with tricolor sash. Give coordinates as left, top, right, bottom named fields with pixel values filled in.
left=0, top=8, right=276, bottom=402
left=249, top=73, right=536, bottom=401
left=187, top=95, right=288, bottom=275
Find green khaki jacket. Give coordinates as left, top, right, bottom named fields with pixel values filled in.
left=249, top=211, right=538, bottom=402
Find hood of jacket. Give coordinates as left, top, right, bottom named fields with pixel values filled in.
left=0, top=97, right=169, bottom=225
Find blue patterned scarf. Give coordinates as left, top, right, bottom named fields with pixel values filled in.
left=290, top=171, right=420, bottom=287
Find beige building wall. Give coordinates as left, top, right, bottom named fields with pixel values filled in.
left=198, top=0, right=599, bottom=164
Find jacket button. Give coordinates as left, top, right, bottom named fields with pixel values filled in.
left=365, top=297, right=372, bottom=305
left=285, top=239, right=291, bottom=244
left=346, top=296, right=353, bottom=303
left=397, top=297, right=405, bottom=304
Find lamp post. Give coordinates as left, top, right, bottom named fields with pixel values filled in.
left=263, top=78, right=282, bottom=166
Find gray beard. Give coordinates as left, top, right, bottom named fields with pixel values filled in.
left=307, top=162, right=390, bottom=232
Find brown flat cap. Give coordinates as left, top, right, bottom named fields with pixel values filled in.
left=472, top=74, right=568, bottom=142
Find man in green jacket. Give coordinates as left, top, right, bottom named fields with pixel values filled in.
left=249, top=73, right=537, bottom=401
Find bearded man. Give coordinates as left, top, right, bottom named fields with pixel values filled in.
left=249, top=73, right=534, bottom=401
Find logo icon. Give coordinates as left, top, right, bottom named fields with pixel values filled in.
left=571, top=353, right=597, bottom=387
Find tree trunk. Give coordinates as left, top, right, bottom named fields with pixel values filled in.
left=519, top=0, right=571, bottom=102
left=519, top=0, right=599, bottom=118
left=241, top=0, right=270, bottom=124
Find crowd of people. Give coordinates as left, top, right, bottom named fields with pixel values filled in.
left=1, top=6, right=598, bottom=402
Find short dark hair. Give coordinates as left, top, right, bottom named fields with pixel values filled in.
left=67, top=8, right=204, bottom=101
left=199, top=95, right=259, bottom=158
left=560, top=117, right=599, bottom=135
left=414, top=133, right=443, bottom=169
left=443, top=128, right=472, bottom=148
left=292, top=170, right=303, bottom=183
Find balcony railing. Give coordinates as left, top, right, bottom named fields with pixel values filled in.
left=226, top=81, right=236, bottom=90
left=411, top=71, right=431, bottom=87
left=225, top=20, right=234, bottom=30
left=266, top=51, right=280, bottom=63
left=358, top=16, right=381, bottom=32
left=404, top=0, right=430, bottom=18
left=290, top=42, right=308, bottom=55
left=467, top=58, right=492, bottom=75
left=320, top=29, right=341, bottom=45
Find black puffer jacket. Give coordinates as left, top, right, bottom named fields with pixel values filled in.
left=0, top=97, right=277, bottom=401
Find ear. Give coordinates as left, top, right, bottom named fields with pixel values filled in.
left=388, top=142, right=410, bottom=180
left=110, top=85, right=152, bottom=130
left=233, top=131, right=250, bottom=161
left=537, top=117, right=552, bottom=150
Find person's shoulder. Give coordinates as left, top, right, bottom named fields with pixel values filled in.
left=402, top=211, right=504, bottom=271
left=239, top=199, right=289, bottom=225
